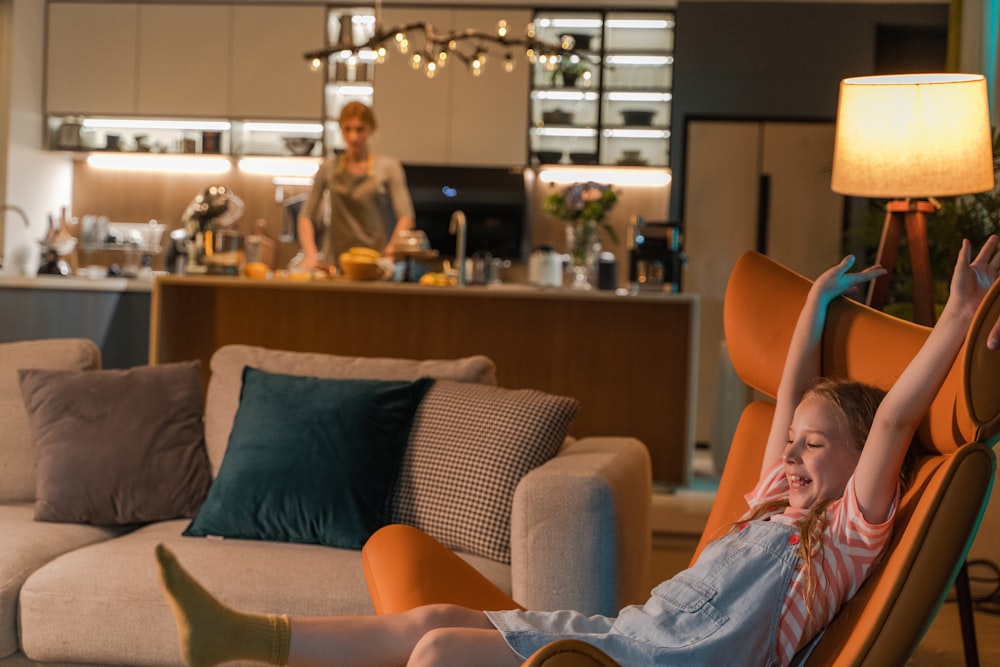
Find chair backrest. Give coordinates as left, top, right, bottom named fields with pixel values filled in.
left=694, top=251, right=1000, bottom=666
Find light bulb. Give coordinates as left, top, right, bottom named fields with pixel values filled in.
left=410, top=53, right=422, bottom=69
left=437, top=50, right=449, bottom=65
left=503, top=54, right=515, bottom=73
left=560, top=35, right=575, bottom=50
left=472, top=58, right=484, bottom=76
left=376, top=46, right=387, bottom=63
left=526, top=48, right=537, bottom=64
left=526, top=22, right=536, bottom=39
left=426, top=61, right=437, bottom=78
left=310, top=58, right=322, bottom=71
left=497, top=20, right=508, bottom=38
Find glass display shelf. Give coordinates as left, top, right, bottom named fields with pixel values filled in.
left=529, top=9, right=674, bottom=167
left=46, top=116, right=326, bottom=158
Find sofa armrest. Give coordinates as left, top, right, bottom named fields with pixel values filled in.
left=510, top=437, right=651, bottom=616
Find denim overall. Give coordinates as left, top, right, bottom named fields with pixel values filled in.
left=488, top=518, right=802, bottom=666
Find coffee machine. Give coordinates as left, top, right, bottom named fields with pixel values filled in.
left=627, top=217, right=685, bottom=293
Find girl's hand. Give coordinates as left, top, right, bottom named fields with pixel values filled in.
left=811, top=255, right=887, bottom=305
left=949, top=235, right=1000, bottom=322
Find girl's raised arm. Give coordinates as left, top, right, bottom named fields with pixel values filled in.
left=854, top=236, right=1000, bottom=524
left=760, top=256, right=886, bottom=477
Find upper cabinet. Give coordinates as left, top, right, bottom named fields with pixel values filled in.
left=46, top=3, right=140, bottom=115
left=45, top=2, right=324, bottom=120
left=136, top=4, right=232, bottom=117
left=364, top=6, right=532, bottom=166
left=231, top=5, right=325, bottom=120
left=529, top=9, right=675, bottom=167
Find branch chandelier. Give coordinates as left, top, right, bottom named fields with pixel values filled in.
left=303, top=2, right=588, bottom=79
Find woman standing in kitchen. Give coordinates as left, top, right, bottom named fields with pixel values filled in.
left=296, top=101, right=415, bottom=270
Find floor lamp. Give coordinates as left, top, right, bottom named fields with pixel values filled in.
left=830, top=73, right=994, bottom=326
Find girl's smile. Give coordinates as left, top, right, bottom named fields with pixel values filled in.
left=784, top=394, right=861, bottom=509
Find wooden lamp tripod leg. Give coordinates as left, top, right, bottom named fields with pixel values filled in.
left=865, top=199, right=936, bottom=326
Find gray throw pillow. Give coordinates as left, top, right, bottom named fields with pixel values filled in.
left=18, top=361, right=212, bottom=525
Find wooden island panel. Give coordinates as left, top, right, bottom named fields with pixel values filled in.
left=150, top=277, right=699, bottom=486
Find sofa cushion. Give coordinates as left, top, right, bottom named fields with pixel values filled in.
left=0, top=503, right=124, bottom=659
left=18, top=519, right=511, bottom=665
left=203, top=345, right=497, bottom=475
left=0, top=338, right=100, bottom=504
left=391, top=380, right=579, bottom=563
left=18, top=361, right=212, bottom=525
left=185, top=369, right=433, bottom=548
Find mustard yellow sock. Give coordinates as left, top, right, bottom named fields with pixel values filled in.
left=155, top=543, right=290, bottom=667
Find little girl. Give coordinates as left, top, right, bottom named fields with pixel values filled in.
left=156, top=237, right=999, bottom=667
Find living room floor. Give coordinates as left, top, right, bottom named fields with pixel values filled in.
left=650, top=447, right=1000, bottom=666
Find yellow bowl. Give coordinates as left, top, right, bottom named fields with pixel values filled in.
left=339, top=254, right=384, bottom=281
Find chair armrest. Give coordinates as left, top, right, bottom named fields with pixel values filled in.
left=510, top=437, right=651, bottom=616
left=521, top=639, right=622, bottom=666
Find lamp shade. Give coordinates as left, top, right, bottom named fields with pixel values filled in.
left=831, top=73, right=995, bottom=198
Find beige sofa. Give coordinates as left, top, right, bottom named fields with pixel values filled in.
left=0, top=338, right=651, bottom=667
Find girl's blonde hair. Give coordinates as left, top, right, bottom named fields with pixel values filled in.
left=339, top=101, right=376, bottom=130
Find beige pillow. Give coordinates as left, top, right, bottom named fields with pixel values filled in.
left=0, top=338, right=101, bottom=503
left=203, top=345, right=497, bottom=474
left=18, top=361, right=212, bottom=525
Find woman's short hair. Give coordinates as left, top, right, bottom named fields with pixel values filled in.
left=339, top=101, right=376, bottom=130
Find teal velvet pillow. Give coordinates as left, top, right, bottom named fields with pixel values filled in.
left=184, top=367, right=433, bottom=549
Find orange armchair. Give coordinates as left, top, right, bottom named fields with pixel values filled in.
left=363, top=250, right=1000, bottom=667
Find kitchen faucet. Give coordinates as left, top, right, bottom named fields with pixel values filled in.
left=449, top=209, right=467, bottom=286
left=0, top=204, right=31, bottom=270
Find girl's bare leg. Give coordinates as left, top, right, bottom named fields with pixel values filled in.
left=156, top=543, right=520, bottom=667
left=289, top=606, right=520, bottom=667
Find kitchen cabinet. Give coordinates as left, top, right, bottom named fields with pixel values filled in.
left=529, top=9, right=674, bottom=167
left=231, top=5, right=325, bottom=120
left=367, top=6, right=531, bottom=166
left=136, top=5, right=231, bottom=117
left=150, top=275, right=699, bottom=485
left=46, top=3, right=139, bottom=115
left=682, top=120, right=843, bottom=453
left=46, top=2, right=326, bottom=138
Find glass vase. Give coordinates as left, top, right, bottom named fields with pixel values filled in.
left=565, top=220, right=601, bottom=289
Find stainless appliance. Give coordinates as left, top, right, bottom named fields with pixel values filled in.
left=628, top=219, right=685, bottom=293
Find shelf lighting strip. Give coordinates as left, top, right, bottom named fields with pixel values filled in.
left=605, top=55, right=673, bottom=66
left=538, top=166, right=672, bottom=187
left=81, top=118, right=232, bottom=131
left=237, top=158, right=321, bottom=177
left=606, top=92, right=672, bottom=102
left=536, top=18, right=603, bottom=30
left=604, top=19, right=674, bottom=30
left=240, top=122, right=324, bottom=134
left=531, top=127, right=599, bottom=138
left=603, top=129, right=671, bottom=139
left=533, top=91, right=600, bottom=101
left=327, top=84, right=375, bottom=97
left=85, top=154, right=231, bottom=174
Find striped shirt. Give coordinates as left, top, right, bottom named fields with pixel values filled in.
left=744, top=461, right=896, bottom=666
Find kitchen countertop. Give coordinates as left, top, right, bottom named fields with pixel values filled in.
left=0, top=274, right=154, bottom=292
left=152, top=273, right=693, bottom=302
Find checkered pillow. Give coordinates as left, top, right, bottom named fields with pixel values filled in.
left=391, top=380, right=579, bottom=563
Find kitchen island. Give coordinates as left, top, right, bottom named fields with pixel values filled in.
left=0, top=274, right=151, bottom=368
left=150, top=276, right=699, bottom=486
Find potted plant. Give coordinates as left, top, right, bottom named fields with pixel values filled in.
left=553, top=60, right=590, bottom=88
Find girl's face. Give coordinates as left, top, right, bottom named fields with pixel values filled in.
left=340, top=117, right=373, bottom=156
left=784, top=393, right=861, bottom=509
